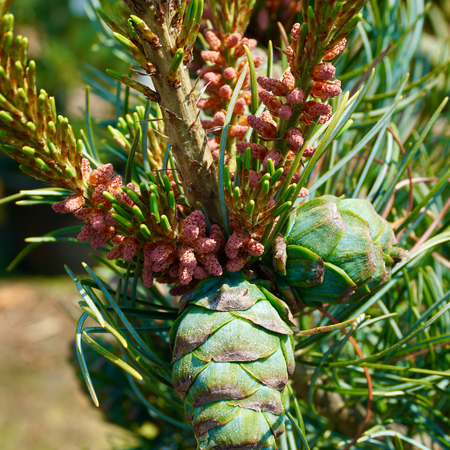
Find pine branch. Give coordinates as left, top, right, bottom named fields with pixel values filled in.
left=0, top=12, right=88, bottom=196
left=111, top=0, right=222, bottom=225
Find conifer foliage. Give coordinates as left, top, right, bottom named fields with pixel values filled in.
left=1, top=0, right=450, bottom=449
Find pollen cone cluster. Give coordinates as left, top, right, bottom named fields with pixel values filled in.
left=171, top=275, right=295, bottom=449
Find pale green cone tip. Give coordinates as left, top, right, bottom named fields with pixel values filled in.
left=277, top=195, right=408, bottom=305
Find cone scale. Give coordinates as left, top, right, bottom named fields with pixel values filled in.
left=170, top=275, right=296, bottom=449
left=276, top=195, right=407, bottom=304
left=170, top=196, right=406, bottom=448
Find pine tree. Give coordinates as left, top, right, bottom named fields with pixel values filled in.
left=1, top=0, right=450, bottom=448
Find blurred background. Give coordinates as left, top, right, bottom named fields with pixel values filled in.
left=1, top=0, right=450, bottom=449
left=0, top=1, right=146, bottom=449
left=0, top=0, right=113, bottom=277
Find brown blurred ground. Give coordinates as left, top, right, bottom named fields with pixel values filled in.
left=0, top=277, right=140, bottom=450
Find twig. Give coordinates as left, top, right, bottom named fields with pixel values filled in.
left=351, top=154, right=393, bottom=169
left=410, top=195, right=450, bottom=253
left=407, top=235, right=450, bottom=268
left=394, top=177, right=438, bottom=190
left=381, top=177, right=442, bottom=228
left=384, top=126, right=413, bottom=235
left=295, top=314, right=366, bottom=336
left=319, top=308, right=373, bottom=449
left=431, top=251, right=450, bottom=270
left=350, top=43, right=393, bottom=97
left=387, top=341, right=450, bottom=363
left=295, top=304, right=329, bottom=318
left=277, top=22, right=290, bottom=48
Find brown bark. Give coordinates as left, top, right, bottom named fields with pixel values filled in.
left=126, top=1, right=222, bottom=225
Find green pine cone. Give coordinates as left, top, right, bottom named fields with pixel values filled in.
left=170, top=275, right=296, bottom=449
left=275, top=195, right=408, bottom=305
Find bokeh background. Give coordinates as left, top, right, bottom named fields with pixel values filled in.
left=1, top=0, right=450, bottom=449
left=0, top=1, right=148, bottom=449
left=0, top=0, right=113, bottom=277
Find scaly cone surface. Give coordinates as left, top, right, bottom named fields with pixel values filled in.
left=274, top=195, right=408, bottom=304
left=171, top=275, right=296, bottom=449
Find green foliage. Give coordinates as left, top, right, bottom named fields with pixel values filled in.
left=0, top=10, right=88, bottom=191
left=0, top=0, right=449, bottom=449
